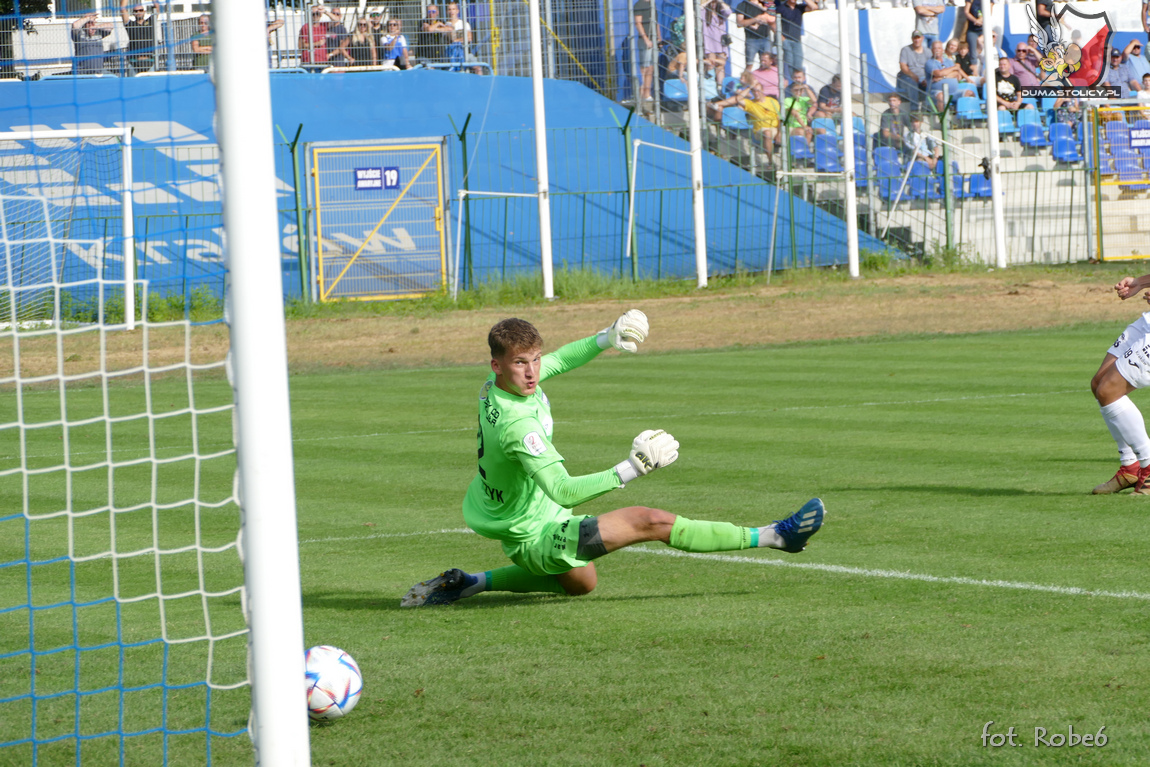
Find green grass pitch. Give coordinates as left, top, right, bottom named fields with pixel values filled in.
left=5, top=323, right=1150, bottom=765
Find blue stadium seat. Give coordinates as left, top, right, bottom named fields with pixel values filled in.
left=956, top=96, right=985, bottom=122
left=853, top=115, right=866, bottom=135
left=722, top=106, right=751, bottom=131
left=663, top=78, right=688, bottom=102
left=811, top=117, right=838, bottom=137
left=997, top=110, right=1018, bottom=136
left=948, top=161, right=967, bottom=199
left=855, top=155, right=868, bottom=188
left=875, top=146, right=901, bottom=168
left=968, top=172, right=992, bottom=197
left=722, top=76, right=741, bottom=98
left=908, top=161, right=941, bottom=200
left=814, top=134, right=842, bottom=172
left=1019, top=123, right=1051, bottom=149
left=790, top=134, right=815, bottom=163
left=1053, top=137, right=1082, bottom=163
left=1020, top=97, right=1040, bottom=114
left=876, top=158, right=903, bottom=200
left=1050, top=122, right=1074, bottom=144
left=1016, top=109, right=1042, bottom=128
left=1115, top=157, right=1150, bottom=191
left=1106, top=120, right=1131, bottom=147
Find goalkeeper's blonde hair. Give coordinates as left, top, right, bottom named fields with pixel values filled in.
left=488, top=318, right=543, bottom=358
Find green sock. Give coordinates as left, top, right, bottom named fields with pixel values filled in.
left=669, top=516, right=754, bottom=552
left=487, top=565, right=566, bottom=594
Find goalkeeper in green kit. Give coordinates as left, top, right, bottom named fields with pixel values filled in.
left=401, top=310, right=824, bottom=607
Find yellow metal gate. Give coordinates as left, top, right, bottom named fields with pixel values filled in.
left=310, top=139, right=448, bottom=301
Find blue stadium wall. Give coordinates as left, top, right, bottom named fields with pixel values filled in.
left=1, top=70, right=886, bottom=300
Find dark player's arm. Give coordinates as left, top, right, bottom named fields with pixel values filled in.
left=1115, top=274, right=1150, bottom=300
left=532, top=461, right=621, bottom=508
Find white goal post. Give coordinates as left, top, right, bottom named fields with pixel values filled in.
left=213, top=1, right=312, bottom=764
left=0, top=126, right=136, bottom=330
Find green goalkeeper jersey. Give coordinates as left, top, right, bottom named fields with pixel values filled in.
left=463, top=335, right=622, bottom=544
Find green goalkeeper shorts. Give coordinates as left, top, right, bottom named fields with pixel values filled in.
left=501, top=511, right=595, bottom=576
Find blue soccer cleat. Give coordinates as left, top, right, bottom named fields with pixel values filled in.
left=768, top=498, right=825, bottom=553
left=400, top=568, right=477, bottom=607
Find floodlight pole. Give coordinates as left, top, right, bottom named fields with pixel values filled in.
left=528, top=0, right=556, bottom=299
left=212, top=1, right=310, bottom=765
left=683, top=0, right=708, bottom=288
left=980, top=15, right=1008, bottom=269
left=837, top=0, right=859, bottom=278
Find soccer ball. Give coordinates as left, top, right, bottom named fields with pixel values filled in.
left=305, top=645, right=363, bottom=721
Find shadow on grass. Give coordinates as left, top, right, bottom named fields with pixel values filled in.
left=302, top=589, right=753, bottom=612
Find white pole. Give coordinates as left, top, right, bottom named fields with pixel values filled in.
left=682, top=0, right=708, bottom=288
left=527, top=0, right=555, bottom=299
left=837, top=0, right=858, bottom=278
left=121, top=126, right=135, bottom=330
left=980, top=12, right=1008, bottom=269
left=212, top=1, right=310, bottom=765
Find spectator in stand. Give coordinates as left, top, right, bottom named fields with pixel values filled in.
left=752, top=49, right=785, bottom=99
left=1138, top=73, right=1150, bottom=119
left=1009, top=42, right=1040, bottom=89
left=815, top=73, right=841, bottom=122
left=190, top=14, right=212, bottom=70
left=71, top=14, right=112, bottom=75
left=447, top=2, right=471, bottom=48
left=378, top=18, right=410, bottom=69
left=1034, top=0, right=1054, bottom=40
left=789, top=67, right=818, bottom=103
left=333, top=17, right=378, bottom=66
left=994, top=55, right=1023, bottom=113
left=665, top=13, right=687, bottom=80
left=955, top=38, right=980, bottom=83
left=989, top=27, right=1007, bottom=62
left=1111, top=42, right=1147, bottom=96
left=914, top=0, right=945, bottom=51
left=633, top=0, right=657, bottom=103
left=299, top=6, right=331, bottom=65
left=1052, top=96, right=1080, bottom=135
left=897, top=30, right=930, bottom=108
left=776, top=0, right=818, bottom=80
left=369, top=12, right=385, bottom=45
left=325, top=7, right=349, bottom=51
left=418, top=4, right=453, bottom=63
left=120, top=1, right=158, bottom=75
left=701, top=0, right=731, bottom=83
left=1105, top=47, right=1140, bottom=99
left=735, top=0, right=775, bottom=69
left=903, top=113, right=942, bottom=171
left=925, top=40, right=975, bottom=113
left=783, top=79, right=815, bottom=142
left=876, top=93, right=911, bottom=150
left=1126, top=40, right=1150, bottom=83
left=963, top=0, right=984, bottom=60
left=710, top=72, right=782, bottom=150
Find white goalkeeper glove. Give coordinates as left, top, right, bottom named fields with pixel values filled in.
left=596, top=309, right=649, bottom=354
left=614, top=429, right=679, bottom=485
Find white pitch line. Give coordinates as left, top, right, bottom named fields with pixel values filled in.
left=299, top=527, right=1150, bottom=602
left=621, top=547, right=1150, bottom=601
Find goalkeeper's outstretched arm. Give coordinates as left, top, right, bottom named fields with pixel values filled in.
left=532, top=429, right=680, bottom=508
left=540, top=310, right=650, bottom=381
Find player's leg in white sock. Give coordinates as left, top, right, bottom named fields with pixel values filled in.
left=1100, top=396, right=1150, bottom=468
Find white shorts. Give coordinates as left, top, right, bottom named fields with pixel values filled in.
left=1108, top=314, right=1150, bottom=389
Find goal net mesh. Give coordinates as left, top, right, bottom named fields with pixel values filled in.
left=0, top=136, right=127, bottom=327
left=0, top=99, right=252, bottom=767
